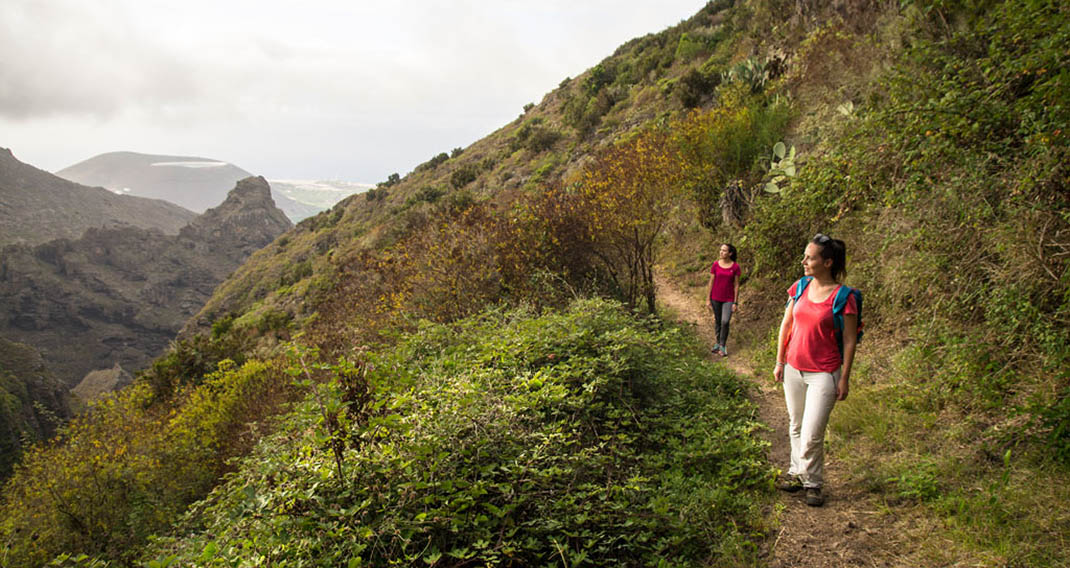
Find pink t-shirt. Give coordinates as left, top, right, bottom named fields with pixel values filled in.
left=709, top=261, right=741, bottom=302
left=786, top=281, right=858, bottom=373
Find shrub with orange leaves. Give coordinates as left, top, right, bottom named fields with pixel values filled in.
left=562, top=127, right=686, bottom=312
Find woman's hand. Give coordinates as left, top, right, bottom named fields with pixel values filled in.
left=837, top=375, right=849, bottom=401
left=773, top=362, right=784, bottom=382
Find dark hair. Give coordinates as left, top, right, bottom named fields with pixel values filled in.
left=812, top=234, right=846, bottom=281
left=721, top=243, right=738, bottom=262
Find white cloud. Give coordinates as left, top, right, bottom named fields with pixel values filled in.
left=1, top=0, right=706, bottom=180
left=0, top=0, right=200, bottom=118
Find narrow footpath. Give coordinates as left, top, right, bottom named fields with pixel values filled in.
left=655, top=274, right=901, bottom=567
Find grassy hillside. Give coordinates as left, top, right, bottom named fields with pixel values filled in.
left=2, top=0, right=1067, bottom=566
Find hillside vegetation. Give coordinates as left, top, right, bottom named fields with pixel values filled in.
left=1, top=0, right=1067, bottom=566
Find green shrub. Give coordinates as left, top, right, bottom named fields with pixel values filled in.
left=365, top=187, right=387, bottom=201
left=0, top=359, right=294, bottom=567
left=416, top=185, right=445, bottom=203
left=510, top=118, right=562, bottom=153
left=582, top=62, right=616, bottom=96
left=674, top=32, right=710, bottom=61
left=674, top=95, right=793, bottom=230
left=562, top=87, right=620, bottom=136
left=142, top=299, right=772, bottom=566
left=378, top=173, right=401, bottom=188
left=449, top=164, right=479, bottom=189
left=676, top=66, right=721, bottom=108
left=415, top=152, right=450, bottom=173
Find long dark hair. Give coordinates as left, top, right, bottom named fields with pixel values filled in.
left=812, top=234, right=846, bottom=281
left=722, top=243, right=738, bottom=262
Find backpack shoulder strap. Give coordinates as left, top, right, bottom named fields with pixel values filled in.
left=831, top=286, right=863, bottom=350
left=791, top=276, right=813, bottom=303
left=832, top=285, right=853, bottom=316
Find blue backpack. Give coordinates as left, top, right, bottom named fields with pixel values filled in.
left=791, top=276, right=864, bottom=356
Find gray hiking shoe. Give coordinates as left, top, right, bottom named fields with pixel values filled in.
left=805, top=487, right=824, bottom=507
left=777, top=475, right=804, bottom=493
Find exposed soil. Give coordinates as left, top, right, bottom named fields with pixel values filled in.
left=655, top=274, right=902, bottom=567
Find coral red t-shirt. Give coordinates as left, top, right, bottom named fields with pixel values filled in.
left=786, top=281, right=858, bottom=373
left=709, top=261, right=741, bottom=302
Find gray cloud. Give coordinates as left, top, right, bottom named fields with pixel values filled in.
left=2, top=1, right=706, bottom=179
left=0, top=0, right=201, bottom=119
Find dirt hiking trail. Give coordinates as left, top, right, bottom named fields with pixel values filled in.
left=656, top=274, right=901, bottom=567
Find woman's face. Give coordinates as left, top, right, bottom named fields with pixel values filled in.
left=719, top=245, right=732, bottom=260
left=802, top=243, right=831, bottom=277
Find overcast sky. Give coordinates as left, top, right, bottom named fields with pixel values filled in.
left=1, top=1, right=707, bottom=182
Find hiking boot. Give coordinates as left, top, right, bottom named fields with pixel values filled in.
left=721, top=345, right=729, bottom=357
left=777, top=475, right=804, bottom=493
left=805, top=487, right=825, bottom=507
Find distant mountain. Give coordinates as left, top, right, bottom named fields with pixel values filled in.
left=0, top=176, right=292, bottom=391
left=57, top=151, right=367, bottom=222
left=0, top=148, right=196, bottom=247
left=56, top=151, right=253, bottom=213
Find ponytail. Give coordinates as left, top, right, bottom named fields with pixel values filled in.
left=812, top=234, right=846, bottom=281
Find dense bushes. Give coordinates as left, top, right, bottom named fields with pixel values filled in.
left=142, top=299, right=772, bottom=566
left=566, top=127, right=686, bottom=311
left=674, top=92, right=793, bottom=230
left=0, top=359, right=294, bottom=566
left=509, top=118, right=562, bottom=153
left=742, top=0, right=1070, bottom=450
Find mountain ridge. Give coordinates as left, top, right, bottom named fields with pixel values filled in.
left=0, top=147, right=196, bottom=246
left=57, top=151, right=359, bottom=222
left=0, top=175, right=292, bottom=392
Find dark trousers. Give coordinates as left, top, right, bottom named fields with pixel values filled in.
left=711, top=300, right=734, bottom=346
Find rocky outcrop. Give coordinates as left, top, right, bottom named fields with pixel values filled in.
left=0, top=177, right=292, bottom=390
left=71, top=363, right=133, bottom=404
left=0, top=147, right=196, bottom=247
left=180, top=176, right=295, bottom=259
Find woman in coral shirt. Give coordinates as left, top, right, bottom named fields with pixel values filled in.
left=707, top=243, right=742, bottom=357
left=773, top=234, right=859, bottom=507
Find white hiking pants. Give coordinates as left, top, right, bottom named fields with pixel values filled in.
left=783, top=363, right=840, bottom=488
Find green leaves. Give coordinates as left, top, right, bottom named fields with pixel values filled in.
left=764, top=141, right=797, bottom=194
left=139, top=299, right=771, bottom=566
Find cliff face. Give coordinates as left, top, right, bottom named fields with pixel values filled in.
left=179, top=176, right=295, bottom=259
left=0, top=148, right=196, bottom=247
left=0, top=176, right=292, bottom=391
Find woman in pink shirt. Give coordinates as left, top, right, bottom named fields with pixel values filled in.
left=773, top=234, right=859, bottom=507
left=707, top=243, right=742, bottom=357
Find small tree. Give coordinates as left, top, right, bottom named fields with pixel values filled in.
left=569, top=128, right=685, bottom=312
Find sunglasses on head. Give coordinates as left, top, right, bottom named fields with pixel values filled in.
left=813, top=233, right=831, bottom=244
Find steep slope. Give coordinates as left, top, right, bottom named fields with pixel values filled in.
left=0, top=338, right=71, bottom=479
left=183, top=2, right=742, bottom=335
left=2, top=1, right=1068, bottom=566
left=0, top=148, right=196, bottom=246
left=0, top=176, right=292, bottom=391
